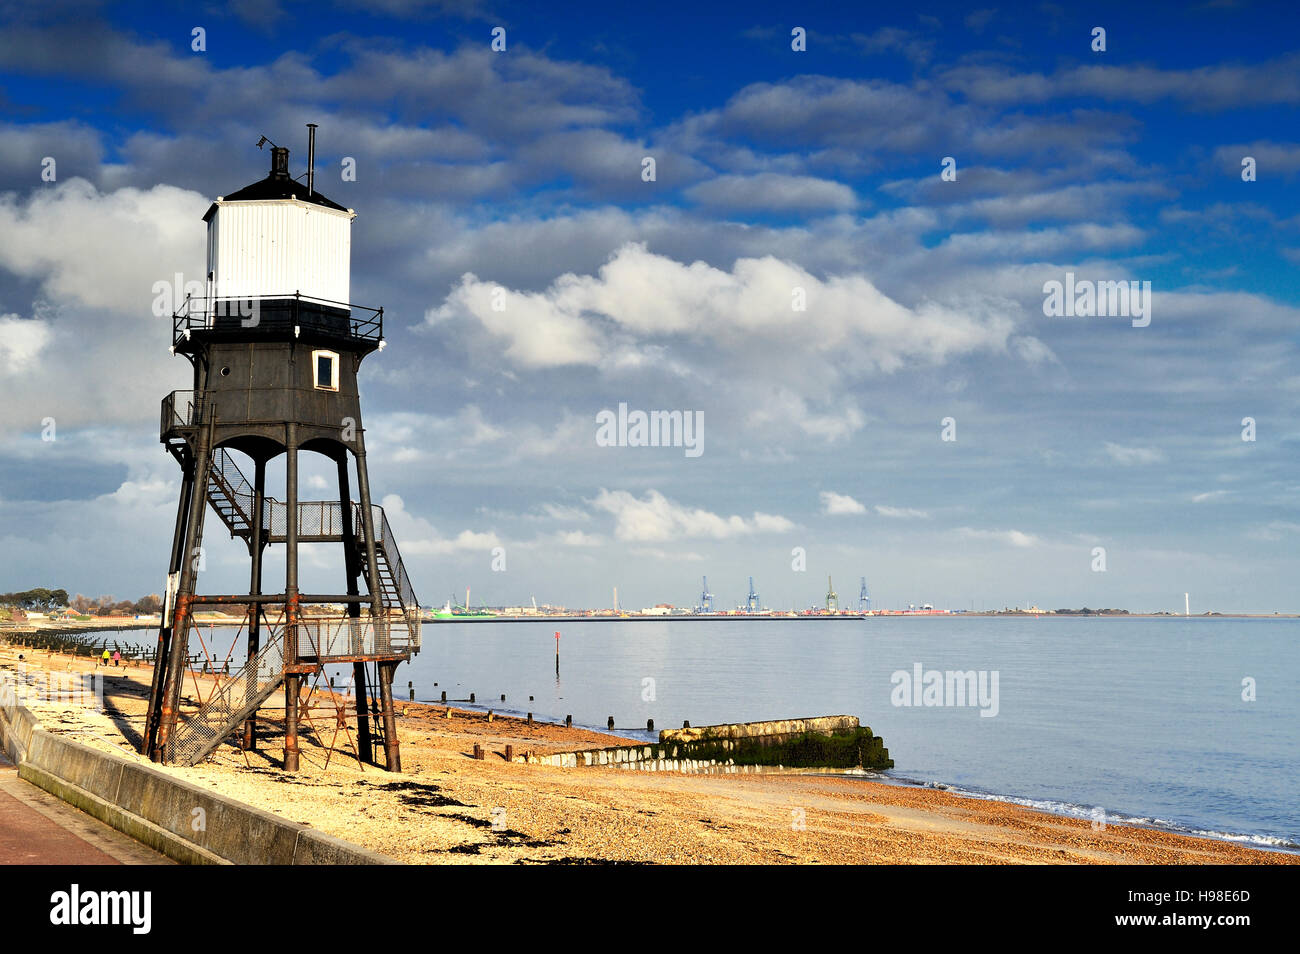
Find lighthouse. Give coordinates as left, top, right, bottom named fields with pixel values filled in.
left=143, top=127, right=419, bottom=772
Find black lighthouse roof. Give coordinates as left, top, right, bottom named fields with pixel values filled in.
left=202, top=145, right=349, bottom=220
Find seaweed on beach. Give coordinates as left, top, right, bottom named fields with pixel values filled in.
left=516, top=857, right=651, bottom=866
left=244, top=767, right=317, bottom=784
left=443, top=843, right=487, bottom=855
left=441, top=812, right=559, bottom=847
left=447, top=812, right=492, bottom=828
left=374, top=780, right=468, bottom=808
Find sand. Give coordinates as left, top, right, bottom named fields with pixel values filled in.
left=1, top=641, right=1294, bottom=865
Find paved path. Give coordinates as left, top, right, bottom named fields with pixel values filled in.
left=0, top=750, right=169, bottom=865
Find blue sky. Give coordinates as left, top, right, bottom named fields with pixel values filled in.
left=1, top=0, right=1298, bottom=613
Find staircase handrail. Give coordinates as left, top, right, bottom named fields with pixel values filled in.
left=165, top=628, right=286, bottom=766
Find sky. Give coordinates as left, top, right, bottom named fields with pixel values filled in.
left=0, top=0, right=1298, bottom=613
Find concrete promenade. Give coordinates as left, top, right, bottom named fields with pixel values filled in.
left=0, top=750, right=167, bottom=865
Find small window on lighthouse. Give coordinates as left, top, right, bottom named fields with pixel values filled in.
left=313, top=350, right=339, bottom=391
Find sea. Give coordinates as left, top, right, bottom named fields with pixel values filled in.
left=404, top=615, right=1299, bottom=851
left=76, top=614, right=1299, bottom=851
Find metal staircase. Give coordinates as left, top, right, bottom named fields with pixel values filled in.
left=181, top=448, right=421, bottom=638
left=165, top=627, right=286, bottom=766
left=208, top=447, right=258, bottom=531
left=159, top=444, right=420, bottom=764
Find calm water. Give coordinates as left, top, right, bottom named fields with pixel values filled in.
left=401, top=616, right=1298, bottom=849
left=89, top=615, right=1297, bottom=849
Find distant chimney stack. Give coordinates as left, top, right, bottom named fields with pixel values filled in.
left=271, top=146, right=290, bottom=180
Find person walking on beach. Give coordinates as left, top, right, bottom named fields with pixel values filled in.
left=100, top=648, right=110, bottom=668
left=112, top=650, right=121, bottom=668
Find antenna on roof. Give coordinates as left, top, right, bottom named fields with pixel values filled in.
left=306, top=123, right=318, bottom=197
left=257, top=135, right=290, bottom=180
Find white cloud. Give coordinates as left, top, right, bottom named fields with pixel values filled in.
left=592, top=488, right=793, bottom=542
left=427, top=242, right=1024, bottom=373
left=379, top=493, right=501, bottom=555
left=630, top=547, right=705, bottom=561
left=1105, top=442, right=1166, bottom=466
left=0, top=314, right=51, bottom=373
left=820, top=490, right=866, bottom=515
left=940, top=56, right=1300, bottom=110
left=0, top=180, right=206, bottom=440
left=427, top=276, right=604, bottom=368
left=556, top=530, right=602, bottom=546
left=875, top=504, right=930, bottom=519
left=1011, top=335, right=1057, bottom=365
left=424, top=241, right=1039, bottom=447
left=541, top=503, right=591, bottom=522
left=0, top=178, right=205, bottom=313
left=1247, top=521, right=1300, bottom=542
left=367, top=408, right=595, bottom=468
left=685, top=173, right=859, bottom=212
left=1213, top=141, right=1300, bottom=177
left=512, top=413, right=594, bottom=459
left=751, top=512, right=795, bottom=532
left=747, top=391, right=867, bottom=442
left=955, top=527, right=1040, bottom=548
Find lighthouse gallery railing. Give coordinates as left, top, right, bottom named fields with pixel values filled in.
left=171, top=293, right=382, bottom=348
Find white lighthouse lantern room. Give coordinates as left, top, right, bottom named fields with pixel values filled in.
left=201, top=138, right=356, bottom=328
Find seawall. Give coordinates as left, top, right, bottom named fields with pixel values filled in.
left=0, top=690, right=396, bottom=865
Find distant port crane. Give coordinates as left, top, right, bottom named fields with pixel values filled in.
left=697, top=576, right=715, bottom=614
left=746, top=576, right=760, bottom=613
left=826, top=575, right=838, bottom=612
left=858, top=577, right=870, bottom=613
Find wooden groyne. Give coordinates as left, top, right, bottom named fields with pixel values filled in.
left=1, top=628, right=154, bottom=662
left=517, top=715, right=892, bottom=772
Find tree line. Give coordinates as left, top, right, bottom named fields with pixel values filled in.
left=1, top=588, right=70, bottom=610
left=2, top=588, right=163, bottom=616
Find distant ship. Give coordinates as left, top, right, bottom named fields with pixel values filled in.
left=430, top=598, right=496, bottom=620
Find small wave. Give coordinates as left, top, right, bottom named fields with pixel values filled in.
left=1157, top=826, right=1299, bottom=850
left=952, top=791, right=1299, bottom=852
left=840, top=767, right=890, bottom=779
left=840, top=774, right=1300, bottom=852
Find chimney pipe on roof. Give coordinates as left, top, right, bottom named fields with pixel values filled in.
left=306, top=123, right=318, bottom=197
left=271, top=146, right=290, bottom=180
